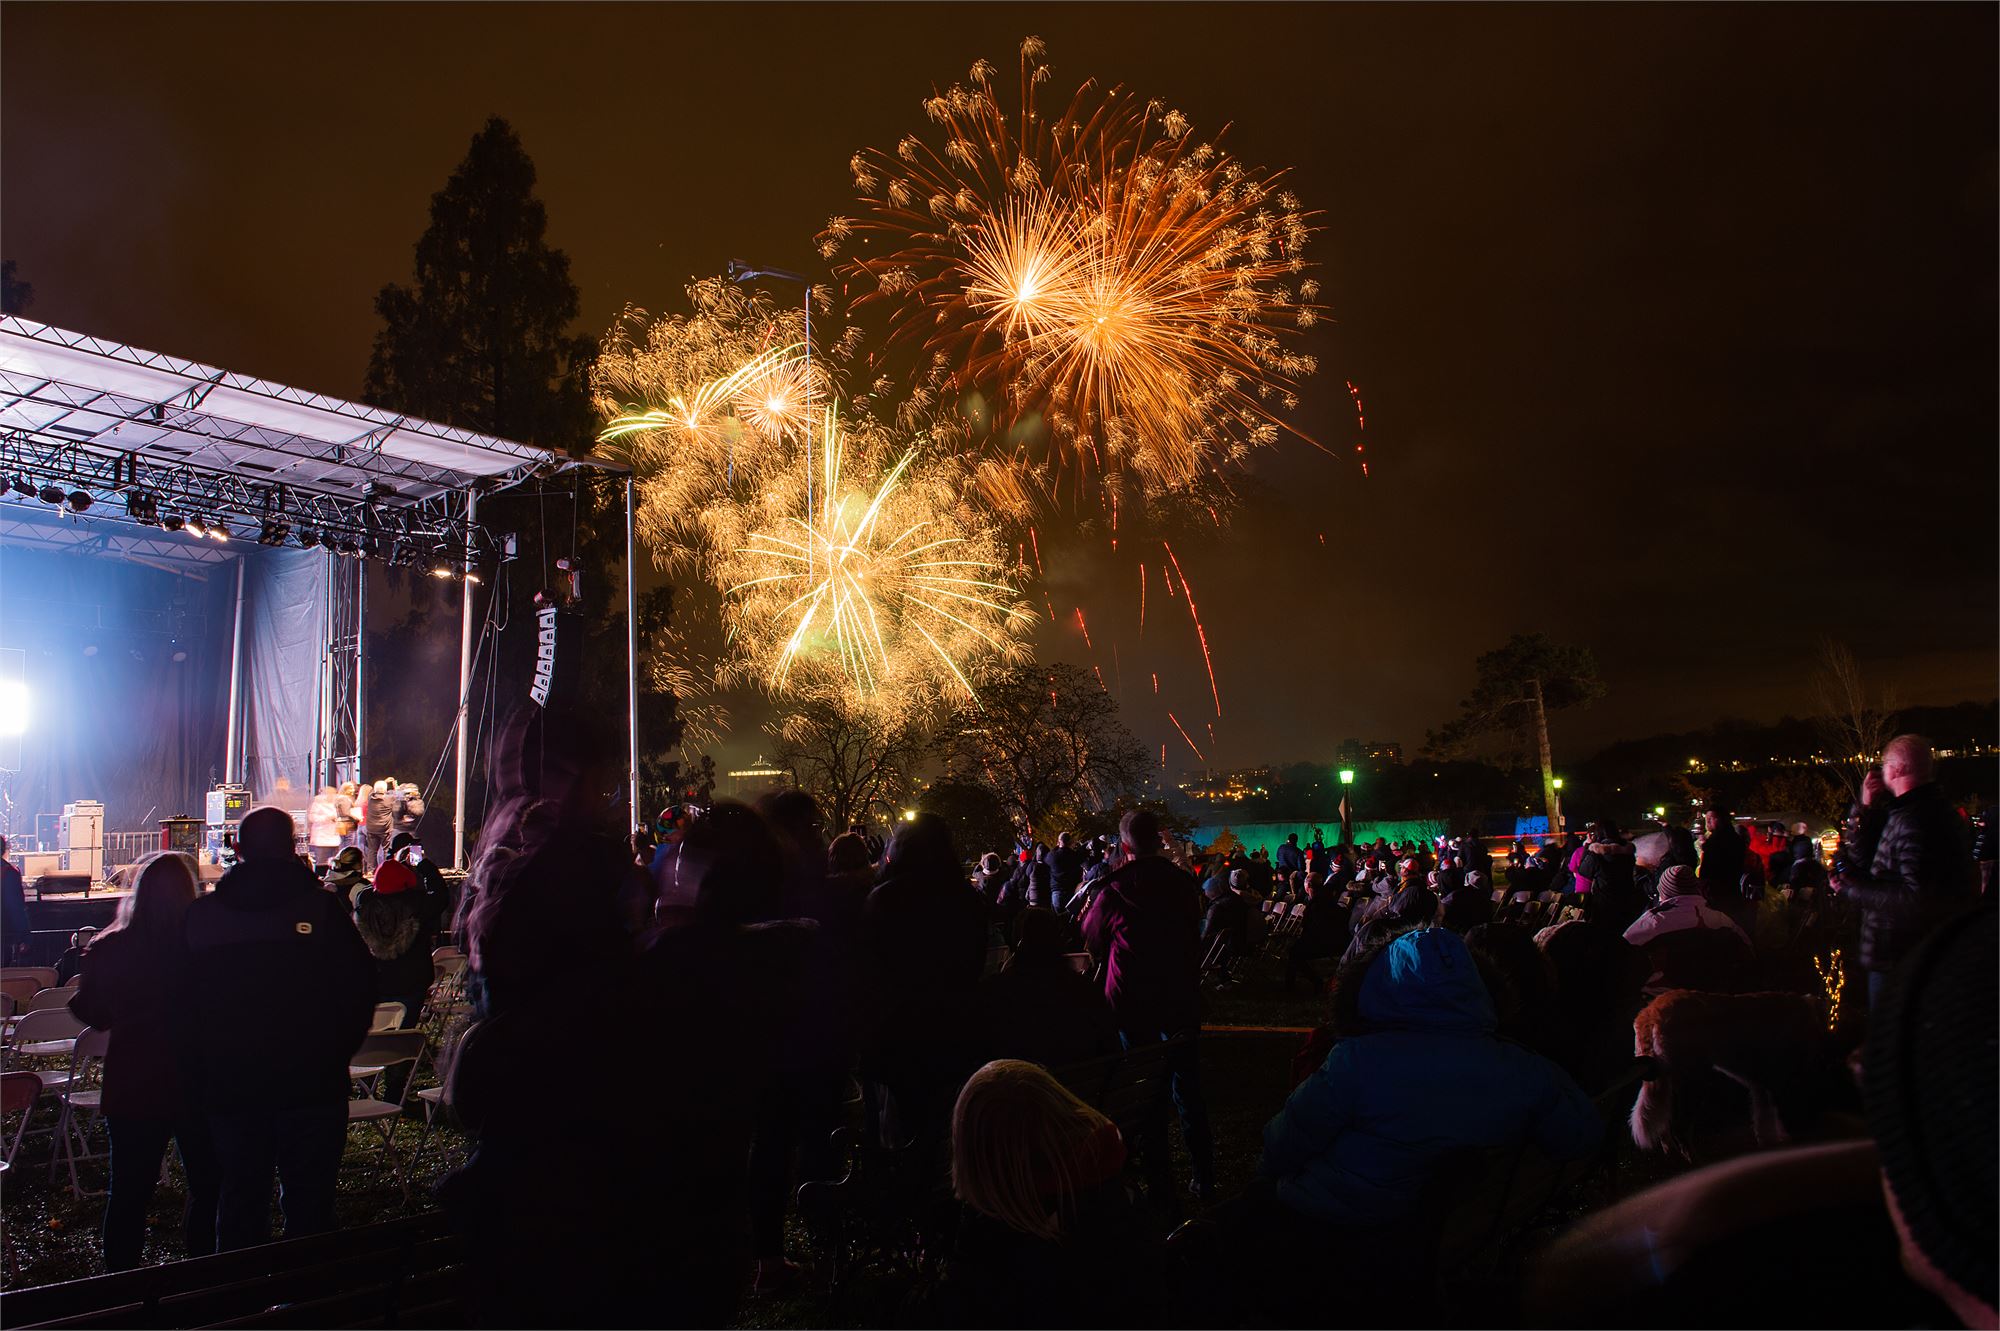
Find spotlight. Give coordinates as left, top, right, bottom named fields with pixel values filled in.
left=429, top=543, right=458, bottom=578
left=9, top=475, right=35, bottom=497
left=38, top=484, right=65, bottom=505
left=319, top=531, right=339, bottom=552
left=337, top=535, right=360, bottom=557
left=259, top=518, right=291, bottom=546
left=207, top=519, right=229, bottom=542
left=160, top=512, right=185, bottom=532
left=360, top=534, right=382, bottom=560
left=66, top=491, right=93, bottom=513
left=185, top=514, right=207, bottom=537
left=125, top=490, right=159, bottom=524
left=0, top=679, right=29, bottom=735
left=390, top=537, right=417, bottom=567
left=296, top=525, right=319, bottom=548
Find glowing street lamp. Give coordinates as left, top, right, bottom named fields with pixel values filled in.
left=1337, top=768, right=1355, bottom=847
left=1551, top=776, right=1565, bottom=831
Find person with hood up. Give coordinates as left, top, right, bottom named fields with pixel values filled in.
left=353, top=854, right=446, bottom=1033
left=1260, top=928, right=1601, bottom=1229
left=323, top=844, right=369, bottom=911
left=1623, top=865, right=1753, bottom=996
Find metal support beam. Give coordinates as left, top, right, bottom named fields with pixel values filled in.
left=454, top=490, right=478, bottom=870
left=224, top=556, right=246, bottom=784
left=625, top=475, right=640, bottom=828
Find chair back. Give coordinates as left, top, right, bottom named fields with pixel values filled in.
left=0, top=976, right=39, bottom=1006
left=430, top=945, right=463, bottom=965
left=0, top=991, right=15, bottom=1019
left=1, top=967, right=59, bottom=991
left=62, top=973, right=82, bottom=989
left=0, top=1070, right=38, bottom=1114
left=64, top=1026, right=111, bottom=1095
left=1063, top=952, right=1093, bottom=976
left=11, top=1008, right=86, bottom=1045
left=352, top=1030, right=426, bottom=1075
left=24, top=988, right=74, bottom=1014
left=432, top=953, right=467, bottom=981
left=370, top=1002, right=407, bottom=1032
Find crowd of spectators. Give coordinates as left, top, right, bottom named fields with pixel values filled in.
left=20, top=724, right=1993, bottom=1329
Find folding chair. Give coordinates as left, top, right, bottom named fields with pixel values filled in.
left=371, top=1002, right=408, bottom=1032
left=1062, top=952, right=1094, bottom=976
left=22, top=988, right=75, bottom=1015
left=0, top=977, right=39, bottom=1009
left=347, top=1030, right=426, bottom=1185
left=1, top=968, right=58, bottom=993
left=7, top=1008, right=86, bottom=1083
left=50, top=1026, right=109, bottom=1196
left=1, top=1070, right=41, bottom=1167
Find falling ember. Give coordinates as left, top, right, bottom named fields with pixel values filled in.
left=1813, top=948, right=1846, bottom=1031
left=1317, top=532, right=1325, bottom=545
left=1347, top=379, right=1371, bottom=478
left=1162, top=541, right=1222, bottom=718
left=1093, top=663, right=1106, bottom=690
left=1028, top=526, right=1046, bottom=577
left=1138, top=563, right=1147, bottom=635
left=1161, top=743, right=1168, bottom=769
left=1167, top=710, right=1206, bottom=763
left=1151, top=672, right=1159, bottom=694
left=1074, top=606, right=1094, bottom=651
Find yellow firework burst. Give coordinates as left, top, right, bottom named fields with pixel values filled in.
left=823, top=38, right=1320, bottom=517
left=720, top=408, right=1032, bottom=709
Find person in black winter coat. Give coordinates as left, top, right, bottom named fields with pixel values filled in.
left=977, top=909, right=1121, bottom=1070
left=1833, top=737, right=1979, bottom=1008
left=1696, top=810, right=1747, bottom=910
left=1284, top=876, right=1351, bottom=993
left=860, top=813, right=989, bottom=1147
left=353, top=857, right=446, bottom=1027
left=183, top=807, right=375, bottom=1251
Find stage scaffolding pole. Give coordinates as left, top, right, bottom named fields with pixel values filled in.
left=353, top=557, right=367, bottom=783
left=316, top=550, right=335, bottom=786
left=453, top=489, right=477, bottom=871
left=224, top=556, right=246, bottom=784
left=625, top=475, right=640, bottom=828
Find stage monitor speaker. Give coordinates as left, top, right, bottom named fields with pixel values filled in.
left=33, top=872, right=92, bottom=897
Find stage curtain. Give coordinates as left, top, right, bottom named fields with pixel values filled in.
left=240, top=548, right=327, bottom=811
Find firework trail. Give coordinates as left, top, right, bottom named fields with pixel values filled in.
left=1167, top=710, right=1207, bottom=763
left=1162, top=540, right=1221, bottom=717
left=1347, top=379, right=1370, bottom=478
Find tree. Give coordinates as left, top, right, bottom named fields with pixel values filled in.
left=364, top=117, right=595, bottom=448
left=361, top=119, right=685, bottom=828
left=1810, top=637, right=1899, bottom=801
left=2, top=260, right=32, bottom=315
left=1427, top=633, right=1605, bottom=833
left=932, top=662, right=1147, bottom=835
left=918, top=779, right=1017, bottom=861
left=770, top=695, right=927, bottom=832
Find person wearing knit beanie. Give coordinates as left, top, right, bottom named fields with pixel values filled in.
left=1864, top=902, right=1998, bottom=1328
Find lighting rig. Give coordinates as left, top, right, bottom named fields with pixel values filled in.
left=2, top=430, right=498, bottom=574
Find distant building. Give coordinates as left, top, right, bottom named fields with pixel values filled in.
left=1176, top=766, right=1274, bottom=804
left=725, top=755, right=787, bottom=800
left=1336, top=738, right=1403, bottom=773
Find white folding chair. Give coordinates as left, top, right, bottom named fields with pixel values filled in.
left=50, top=1027, right=109, bottom=1196
left=371, top=1002, right=408, bottom=1032
left=0, top=968, right=58, bottom=993
left=21, top=989, right=74, bottom=1015
left=347, top=1030, right=425, bottom=1184
left=7, top=1009, right=85, bottom=1086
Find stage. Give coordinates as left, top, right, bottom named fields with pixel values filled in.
left=0, top=314, right=641, bottom=883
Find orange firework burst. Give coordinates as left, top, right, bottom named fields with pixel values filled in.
left=823, top=36, right=1321, bottom=517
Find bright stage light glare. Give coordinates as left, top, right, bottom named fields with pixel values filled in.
left=0, top=679, right=29, bottom=736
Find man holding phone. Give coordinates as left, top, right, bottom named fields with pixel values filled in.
left=1832, top=736, right=1977, bottom=1009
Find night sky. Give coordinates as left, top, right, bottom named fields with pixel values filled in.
left=6, top=3, right=1995, bottom=772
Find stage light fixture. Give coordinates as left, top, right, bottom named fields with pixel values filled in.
left=38, top=483, right=65, bottom=505
left=390, top=537, right=417, bottom=567
left=338, top=535, right=360, bottom=557
left=259, top=518, right=291, bottom=546
left=185, top=514, right=208, bottom=537
left=360, top=534, right=382, bottom=559
left=125, top=490, right=160, bottom=524
left=295, top=525, right=318, bottom=547
left=9, top=475, right=35, bottom=497
left=66, top=491, right=93, bottom=513
left=161, top=512, right=185, bottom=532
left=319, top=531, right=339, bottom=552
left=208, top=519, right=230, bottom=542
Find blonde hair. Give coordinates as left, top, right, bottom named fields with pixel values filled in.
left=951, top=1059, right=1113, bottom=1242
left=100, top=852, right=199, bottom=942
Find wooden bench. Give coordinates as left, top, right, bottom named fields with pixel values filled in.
left=0, top=1213, right=467, bottom=1330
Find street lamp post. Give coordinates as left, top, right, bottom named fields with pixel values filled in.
left=1552, top=777, right=1565, bottom=833
left=1338, top=768, right=1356, bottom=847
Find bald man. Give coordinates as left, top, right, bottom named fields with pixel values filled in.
left=1832, top=736, right=1977, bottom=1009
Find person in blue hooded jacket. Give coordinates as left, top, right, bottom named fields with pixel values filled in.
left=1260, top=927, right=1602, bottom=1227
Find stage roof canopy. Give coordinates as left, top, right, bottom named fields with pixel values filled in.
left=0, top=316, right=614, bottom=568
